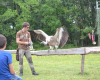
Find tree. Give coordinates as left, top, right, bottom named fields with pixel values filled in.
left=0, top=0, right=97, bottom=49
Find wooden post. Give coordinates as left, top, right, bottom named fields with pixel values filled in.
left=80, top=47, right=86, bottom=74
left=80, top=54, right=85, bottom=74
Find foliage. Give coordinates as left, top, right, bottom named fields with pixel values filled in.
left=0, top=0, right=97, bottom=49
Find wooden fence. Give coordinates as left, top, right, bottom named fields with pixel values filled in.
left=5, top=46, right=100, bottom=74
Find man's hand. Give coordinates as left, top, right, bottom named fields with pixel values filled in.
left=25, top=42, right=29, bottom=45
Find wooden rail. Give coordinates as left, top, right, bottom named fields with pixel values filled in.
left=5, top=46, right=100, bottom=74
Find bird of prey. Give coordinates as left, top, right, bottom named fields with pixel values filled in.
left=29, top=27, right=69, bottom=52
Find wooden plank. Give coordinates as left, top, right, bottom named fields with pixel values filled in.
left=30, top=48, right=85, bottom=55
left=85, top=46, right=100, bottom=54
left=4, top=46, right=100, bottom=55
left=4, top=48, right=85, bottom=55
left=5, top=50, right=16, bottom=53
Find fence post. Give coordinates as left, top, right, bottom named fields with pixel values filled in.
left=80, top=54, right=85, bottom=74
left=80, top=48, right=86, bottom=74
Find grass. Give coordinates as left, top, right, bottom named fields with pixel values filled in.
left=12, top=53, right=100, bottom=80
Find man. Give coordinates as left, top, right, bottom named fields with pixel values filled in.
left=0, top=34, right=22, bottom=80
left=16, top=22, right=39, bottom=76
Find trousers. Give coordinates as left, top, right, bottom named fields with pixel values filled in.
left=19, top=49, right=35, bottom=74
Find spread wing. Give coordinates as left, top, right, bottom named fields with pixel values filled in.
left=59, top=27, right=69, bottom=47
left=29, top=30, right=47, bottom=41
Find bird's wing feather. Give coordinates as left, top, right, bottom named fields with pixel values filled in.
left=29, top=30, right=46, bottom=41
left=59, top=27, right=69, bottom=47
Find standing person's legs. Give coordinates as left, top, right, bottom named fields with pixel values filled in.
left=10, top=75, right=22, bottom=80
left=25, top=50, right=39, bottom=75
left=19, top=49, right=25, bottom=76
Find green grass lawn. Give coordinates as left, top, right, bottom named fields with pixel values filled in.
left=12, top=53, right=100, bottom=80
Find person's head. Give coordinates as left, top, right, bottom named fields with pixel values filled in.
left=22, top=22, right=30, bottom=31
left=92, top=30, right=94, bottom=33
left=0, top=34, right=7, bottom=50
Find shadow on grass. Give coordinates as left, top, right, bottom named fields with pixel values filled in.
left=77, top=72, right=90, bottom=75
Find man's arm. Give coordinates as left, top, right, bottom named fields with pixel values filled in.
left=16, top=38, right=28, bottom=45
left=9, top=63, right=16, bottom=75
left=29, top=32, right=32, bottom=42
left=16, top=31, right=29, bottom=45
left=29, top=38, right=31, bottom=42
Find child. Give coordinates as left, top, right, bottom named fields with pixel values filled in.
left=91, top=30, right=95, bottom=44
left=0, top=34, right=22, bottom=80
left=88, top=30, right=96, bottom=45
